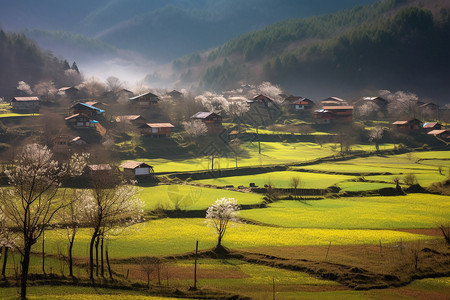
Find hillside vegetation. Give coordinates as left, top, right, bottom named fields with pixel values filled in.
left=175, top=0, right=450, bottom=100
left=0, top=28, right=74, bottom=97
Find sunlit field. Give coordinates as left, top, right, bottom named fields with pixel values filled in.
left=138, top=184, right=264, bottom=210
left=239, top=194, right=450, bottom=229
left=193, top=171, right=355, bottom=188
left=40, top=218, right=433, bottom=258
left=136, top=142, right=393, bottom=173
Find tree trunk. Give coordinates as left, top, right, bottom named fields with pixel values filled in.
left=106, top=245, right=113, bottom=281
left=68, top=233, right=75, bottom=277
left=20, top=244, right=32, bottom=299
left=100, top=238, right=104, bottom=277
left=95, top=235, right=100, bottom=277
left=42, top=228, right=45, bottom=274
left=89, top=228, right=99, bottom=281
left=1, top=246, right=8, bottom=277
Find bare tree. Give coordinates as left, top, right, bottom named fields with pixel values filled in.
left=105, top=76, right=123, bottom=92
left=0, top=144, right=87, bottom=298
left=368, top=127, right=384, bottom=151
left=291, top=176, right=301, bottom=199
left=80, top=172, right=143, bottom=281
left=77, top=77, right=107, bottom=99
left=205, top=197, right=240, bottom=249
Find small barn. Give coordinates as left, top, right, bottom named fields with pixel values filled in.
left=427, top=129, right=450, bottom=140
left=283, top=96, right=315, bottom=112
left=314, top=106, right=354, bottom=123
left=320, top=97, right=348, bottom=106
left=129, top=92, right=159, bottom=106
left=71, top=102, right=105, bottom=117
left=11, top=96, right=40, bottom=112
left=392, top=119, right=423, bottom=133
left=191, top=112, right=223, bottom=133
left=423, top=122, right=442, bottom=132
left=138, top=123, right=174, bottom=137
left=115, top=115, right=147, bottom=126
left=119, top=161, right=154, bottom=177
left=65, top=113, right=95, bottom=128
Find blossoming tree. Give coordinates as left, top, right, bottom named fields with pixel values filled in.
left=205, top=197, right=240, bottom=248
left=0, top=144, right=88, bottom=298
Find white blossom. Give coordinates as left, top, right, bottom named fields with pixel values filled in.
left=205, top=197, right=240, bottom=247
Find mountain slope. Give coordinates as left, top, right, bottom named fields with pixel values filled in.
left=171, top=0, right=450, bottom=101
left=0, top=0, right=377, bottom=62
left=0, top=28, right=74, bottom=97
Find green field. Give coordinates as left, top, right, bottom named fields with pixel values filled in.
left=137, top=142, right=382, bottom=173
left=40, top=218, right=433, bottom=258
left=139, top=185, right=264, bottom=210
left=239, top=194, right=450, bottom=229
left=193, top=171, right=355, bottom=188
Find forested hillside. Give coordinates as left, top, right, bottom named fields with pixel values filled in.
left=0, top=29, right=75, bottom=97
left=174, top=0, right=450, bottom=101
left=0, top=0, right=376, bottom=62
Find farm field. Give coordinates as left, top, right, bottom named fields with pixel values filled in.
left=137, top=142, right=395, bottom=173
left=239, top=194, right=450, bottom=229
left=1, top=147, right=449, bottom=299
left=139, top=184, right=264, bottom=210
left=193, top=171, right=355, bottom=188
left=40, top=218, right=434, bottom=258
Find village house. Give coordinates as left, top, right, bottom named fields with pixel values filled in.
left=283, top=96, right=315, bottom=112
left=423, top=122, right=442, bottom=132
left=52, top=135, right=71, bottom=153
left=138, top=123, right=174, bottom=137
left=392, top=118, right=423, bottom=133
left=115, top=115, right=147, bottom=126
left=10, top=96, right=40, bottom=112
left=65, top=113, right=96, bottom=128
left=314, top=106, right=354, bottom=124
left=84, top=101, right=107, bottom=110
left=427, top=129, right=450, bottom=140
left=167, top=90, right=183, bottom=100
left=320, top=96, right=348, bottom=106
left=57, top=86, right=79, bottom=98
left=362, top=96, right=388, bottom=111
left=119, top=160, right=153, bottom=177
left=71, top=102, right=105, bottom=117
left=86, top=164, right=114, bottom=177
left=129, top=92, right=159, bottom=106
left=191, top=112, right=223, bottom=134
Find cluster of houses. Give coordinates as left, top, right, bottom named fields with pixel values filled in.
left=8, top=87, right=449, bottom=154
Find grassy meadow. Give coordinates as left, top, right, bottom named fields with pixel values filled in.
left=1, top=144, right=449, bottom=299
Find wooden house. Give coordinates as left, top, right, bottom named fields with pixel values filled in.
left=283, top=96, right=315, bottom=112
left=392, top=118, right=423, bottom=133
left=423, top=122, right=442, bottom=132
left=320, top=97, right=348, bottom=106
left=138, top=123, right=174, bottom=137
left=119, top=161, right=153, bottom=177
left=86, top=164, right=113, bottom=177
left=427, top=129, right=450, bottom=140
left=167, top=90, right=183, bottom=100
left=52, top=135, right=71, bottom=153
left=314, top=106, right=354, bottom=124
left=248, top=94, right=274, bottom=106
left=10, top=96, right=40, bottom=112
left=129, top=92, right=159, bottom=106
left=191, top=112, right=223, bottom=134
left=65, top=113, right=95, bottom=128
left=115, top=115, right=147, bottom=126
left=84, top=101, right=107, bottom=110
left=58, top=87, right=79, bottom=98
left=71, top=102, right=105, bottom=117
